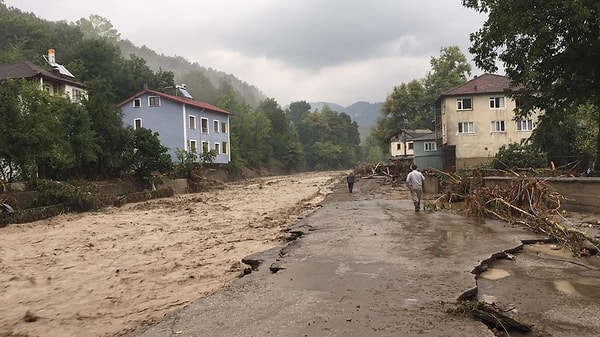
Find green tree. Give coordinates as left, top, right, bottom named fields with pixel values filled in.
left=286, top=100, right=311, bottom=126
left=0, top=80, right=60, bottom=180
left=48, top=99, right=99, bottom=179
left=372, top=46, right=471, bottom=154
left=296, top=105, right=360, bottom=170
left=122, top=127, right=172, bottom=184
left=490, top=143, right=547, bottom=170
left=256, top=98, right=304, bottom=170
left=531, top=104, right=597, bottom=169
left=76, top=14, right=121, bottom=44
left=424, top=46, right=472, bottom=103
left=462, top=0, right=600, bottom=165
left=83, top=78, right=130, bottom=177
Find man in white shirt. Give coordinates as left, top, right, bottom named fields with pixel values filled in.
left=405, top=165, right=425, bottom=212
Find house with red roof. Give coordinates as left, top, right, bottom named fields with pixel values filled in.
left=118, top=86, right=232, bottom=164
left=435, top=74, right=540, bottom=171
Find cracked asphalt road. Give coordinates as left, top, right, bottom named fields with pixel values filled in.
left=123, top=177, right=600, bottom=337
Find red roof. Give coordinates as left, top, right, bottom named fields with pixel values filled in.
left=440, top=74, right=511, bottom=97
left=118, top=88, right=231, bottom=115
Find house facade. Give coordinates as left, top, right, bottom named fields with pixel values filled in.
left=0, top=49, right=86, bottom=102
left=389, top=129, right=434, bottom=158
left=435, top=74, right=540, bottom=171
left=118, top=87, right=232, bottom=164
left=389, top=129, right=443, bottom=170
left=411, top=133, right=443, bottom=170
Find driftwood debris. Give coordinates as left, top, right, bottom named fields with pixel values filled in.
left=472, top=302, right=532, bottom=333
left=356, top=159, right=413, bottom=181
left=429, top=168, right=600, bottom=257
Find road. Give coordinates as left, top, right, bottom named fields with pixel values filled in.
left=123, top=177, right=600, bottom=337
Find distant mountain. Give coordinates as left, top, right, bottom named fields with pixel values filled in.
left=310, top=101, right=382, bottom=139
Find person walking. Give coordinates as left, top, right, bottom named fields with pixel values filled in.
left=405, top=165, right=425, bottom=212
left=346, top=172, right=356, bottom=193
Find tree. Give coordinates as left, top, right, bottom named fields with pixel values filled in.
left=372, top=46, right=471, bottom=154
left=286, top=100, right=311, bottom=126
left=257, top=98, right=304, bottom=170
left=490, top=143, right=547, bottom=170
left=122, top=127, right=172, bottom=184
left=296, top=105, right=360, bottom=170
left=424, top=46, right=472, bottom=103
left=76, top=14, right=121, bottom=44
left=462, top=0, right=600, bottom=166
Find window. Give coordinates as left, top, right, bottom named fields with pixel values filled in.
left=457, top=98, right=472, bottom=110
left=222, top=142, right=228, bottom=154
left=424, top=142, right=436, bottom=152
left=134, top=118, right=142, bottom=129
left=189, top=115, right=196, bottom=129
left=201, top=118, right=209, bottom=133
left=202, top=141, right=209, bottom=153
left=221, top=122, right=228, bottom=133
left=133, top=98, right=141, bottom=108
left=489, top=96, right=505, bottom=109
left=213, top=120, right=219, bottom=133
left=189, top=140, right=197, bottom=152
left=458, top=122, right=474, bottom=134
left=408, top=142, right=414, bottom=150
left=214, top=142, right=220, bottom=154
left=516, top=119, right=534, bottom=131
left=72, top=89, right=84, bottom=102
left=148, top=96, right=160, bottom=107
left=491, top=120, right=506, bottom=132
left=396, top=144, right=401, bottom=150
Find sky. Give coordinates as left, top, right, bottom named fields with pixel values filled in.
left=5, top=0, right=488, bottom=107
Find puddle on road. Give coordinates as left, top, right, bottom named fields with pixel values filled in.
left=554, top=277, right=600, bottom=299
left=479, top=268, right=510, bottom=280
left=524, top=243, right=574, bottom=259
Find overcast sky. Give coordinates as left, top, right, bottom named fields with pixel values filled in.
left=6, top=0, right=488, bottom=106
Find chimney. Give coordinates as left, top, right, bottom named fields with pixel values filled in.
left=47, top=49, right=56, bottom=64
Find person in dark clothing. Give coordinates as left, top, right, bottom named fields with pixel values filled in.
left=346, top=172, right=355, bottom=193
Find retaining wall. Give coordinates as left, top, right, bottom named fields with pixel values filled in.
left=483, top=176, right=600, bottom=213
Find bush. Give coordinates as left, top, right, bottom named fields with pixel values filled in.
left=490, top=143, right=547, bottom=170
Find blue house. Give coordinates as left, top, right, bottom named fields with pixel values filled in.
left=411, top=132, right=443, bottom=170
left=119, top=86, right=232, bottom=164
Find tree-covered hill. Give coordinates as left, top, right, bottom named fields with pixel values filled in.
left=118, top=39, right=266, bottom=107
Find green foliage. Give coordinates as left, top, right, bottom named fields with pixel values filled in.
left=173, top=149, right=198, bottom=178
left=373, top=46, right=471, bottom=154
left=32, top=179, right=103, bottom=212
left=297, top=105, right=360, bottom=170
left=490, top=143, right=547, bottom=170
left=463, top=0, right=600, bottom=162
left=76, top=14, right=121, bottom=43
left=530, top=104, right=598, bottom=170
left=286, top=100, right=311, bottom=126
left=122, top=128, right=172, bottom=184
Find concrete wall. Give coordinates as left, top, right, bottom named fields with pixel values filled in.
left=484, top=176, right=600, bottom=213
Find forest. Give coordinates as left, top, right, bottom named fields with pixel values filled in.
left=0, top=3, right=360, bottom=185
left=2, top=0, right=599, bottom=188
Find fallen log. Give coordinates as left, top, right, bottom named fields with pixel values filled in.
left=472, top=304, right=532, bottom=333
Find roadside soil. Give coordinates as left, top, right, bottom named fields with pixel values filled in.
left=0, top=171, right=346, bottom=337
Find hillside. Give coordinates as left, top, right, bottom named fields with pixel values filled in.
left=310, top=101, right=382, bottom=137
left=118, top=40, right=267, bottom=107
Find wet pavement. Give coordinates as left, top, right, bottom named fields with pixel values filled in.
left=124, top=178, right=600, bottom=337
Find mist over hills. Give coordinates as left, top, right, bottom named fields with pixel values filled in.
left=119, top=41, right=382, bottom=132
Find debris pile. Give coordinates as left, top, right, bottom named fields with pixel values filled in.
left=432, top=169, right=600, bottom=257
